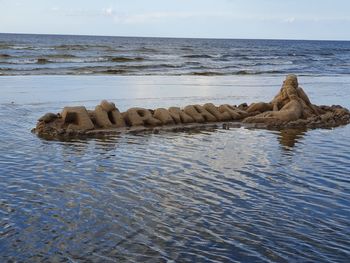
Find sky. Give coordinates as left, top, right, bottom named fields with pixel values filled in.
left=1, top=0, right=350, bottom=40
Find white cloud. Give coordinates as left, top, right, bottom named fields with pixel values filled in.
left=102, top=7, right=114, bottom=17
left=47, top=6, right=350, bottom=25
left=284, top=17, right=296, bottom=23
left=282, top=16, right=350, bottom=23
left=112, top=12, right=196, bottom=24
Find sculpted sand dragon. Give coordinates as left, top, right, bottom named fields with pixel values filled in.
left=33, top=75, right=350, bottom=139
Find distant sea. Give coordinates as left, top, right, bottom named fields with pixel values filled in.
left=1, top=33, right=350, bottom=76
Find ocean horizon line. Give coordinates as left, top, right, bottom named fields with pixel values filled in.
left=1, top=32, right=350, bottom=42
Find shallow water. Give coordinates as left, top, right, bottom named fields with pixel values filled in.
left=0, top=75, right=350, bottom=262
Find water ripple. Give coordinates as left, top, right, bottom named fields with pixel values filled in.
left=1, top=83, right=350, bottom=262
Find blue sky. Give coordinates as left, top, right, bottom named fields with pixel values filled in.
left=1, top=0, right=350, bottom=40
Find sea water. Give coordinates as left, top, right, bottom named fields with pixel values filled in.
left=1, top=33, right=350, bottom=76
left=0, top=34, right=350, bottom=262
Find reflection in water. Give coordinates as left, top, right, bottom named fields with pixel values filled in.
left=278, top=128, right=307, bottom=149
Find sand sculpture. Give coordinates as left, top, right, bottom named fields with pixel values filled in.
left=33, top=75, right=350, bottom=139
